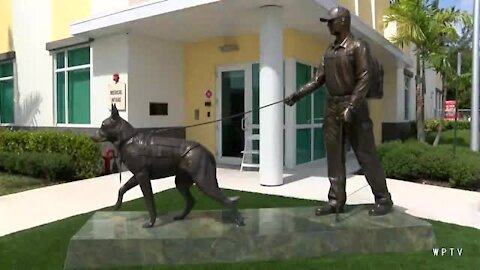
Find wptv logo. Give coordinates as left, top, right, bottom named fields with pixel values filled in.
left=432, top=247, right=464, bottom=257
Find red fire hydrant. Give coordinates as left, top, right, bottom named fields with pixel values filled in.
left=103, top=149, right=115, bottom=175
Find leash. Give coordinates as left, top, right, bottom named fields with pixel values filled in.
left=115, top=98, right=288, bottom=183
left=113, top=96, right=371, bottom=215
left=152, top=98, right=288, bottom=134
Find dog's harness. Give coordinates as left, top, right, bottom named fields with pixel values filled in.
left=115, top=131, right=137, bottom=183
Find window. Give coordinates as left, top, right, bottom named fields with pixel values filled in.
left=149, top=103, right=168, bottom=115
left=54, top=46, right=91, bottom=124
left=0, top=61, right=14, bottom=124
left=404, top=73, right=412, bottom=120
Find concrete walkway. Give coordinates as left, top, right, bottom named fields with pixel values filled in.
left=1, top=158, right=479, bottom=237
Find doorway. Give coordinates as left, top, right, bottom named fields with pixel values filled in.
left=216, top=64, right=253, bottom=165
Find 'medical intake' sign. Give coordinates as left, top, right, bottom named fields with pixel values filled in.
left=108, top=82, right=126, bottom=111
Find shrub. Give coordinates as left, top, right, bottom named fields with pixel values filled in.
left=0, top=152, right=75, bottom=182
left=378, top=140, right=428, bottom=181
left=424, top=119, right=470, bottom=132
left=449, top=152, right=480, bottom=190
left=377, top=140, right=480, bottom=190
left=0, top=130, right=102, bottom=179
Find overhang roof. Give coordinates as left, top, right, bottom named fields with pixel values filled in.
left=71, top=0, right=413, bottom=69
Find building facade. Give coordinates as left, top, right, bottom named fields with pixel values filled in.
left=0, top=0, right=438, bottom=184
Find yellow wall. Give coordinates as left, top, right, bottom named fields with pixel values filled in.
left=51, top=0, right=91, bottom=41
left=375, top=0, right=390, bottom=33
left=359, top=0, right=373, bottom=28
left=284, top=29, right=327, bottom=66
left=184, top=29, right=384, bottom=153
left=184, top=34, right=259, bottom=153
left=337, top=0, right=355, bottom=11
left=0, top=0, right=12, bottom=52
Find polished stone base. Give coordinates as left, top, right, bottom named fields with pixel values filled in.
left=64, top=205, right=436, bottom=269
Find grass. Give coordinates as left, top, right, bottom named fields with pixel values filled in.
left=0, top=173, right=52, bottom=196
left=0, top=187, right=479, bottom=270
left=425, top=129, right=470, bottom=148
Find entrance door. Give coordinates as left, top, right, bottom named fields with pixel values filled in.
left=216, top=64, right=252, bottom=165
left=295, top=62, right=326, bottom=165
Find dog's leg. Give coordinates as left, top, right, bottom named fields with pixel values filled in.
left=173, top=171, right=195, bottom=221
left=114, top=175, right=138, bottom=210
left=196, top=183, right=245, bottom=227
left=137, top=171, right=157, bottom=228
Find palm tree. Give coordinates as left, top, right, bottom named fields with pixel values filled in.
left=429, top=10, right=473, bottom=146
left=384, top=0, right=464, bottom=143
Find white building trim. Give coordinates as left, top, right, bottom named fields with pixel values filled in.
left=71, top=0, right=219, bottom=35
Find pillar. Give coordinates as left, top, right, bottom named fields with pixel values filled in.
left=259, top=5, right=284, bottom=186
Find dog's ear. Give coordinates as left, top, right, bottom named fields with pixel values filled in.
left=111, top=103, right=119, bottom=119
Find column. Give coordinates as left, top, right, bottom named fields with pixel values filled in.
left=259, top=5, right=284, bottom=186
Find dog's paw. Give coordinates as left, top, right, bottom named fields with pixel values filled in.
left=173, top=215, right=185, bottom=221
left=142, top=221, right=155, bottom=228
left=113, top=202, right=122, bottom=211
left=234, top=216, right=245, bottom=227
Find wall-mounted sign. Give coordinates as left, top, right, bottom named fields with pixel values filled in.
left=205, top=89, right=212, bottom=99
left=108, top=82, right=126, bottom=111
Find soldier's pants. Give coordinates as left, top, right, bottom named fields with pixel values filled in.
left=323, top=95, right=392, bottom=207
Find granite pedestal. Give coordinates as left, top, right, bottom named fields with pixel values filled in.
left=64, top=205, right=436, bottom=269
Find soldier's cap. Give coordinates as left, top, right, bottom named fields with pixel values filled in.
left=319, top=6, right=350, bottom=22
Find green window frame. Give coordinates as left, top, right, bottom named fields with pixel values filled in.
left=0, top=61, right=14, bottom=124
left=54, top=46, right=91, bottom=124
left=295, top=62, right=326, bottom=165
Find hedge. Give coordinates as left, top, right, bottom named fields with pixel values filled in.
left=0, top=152, right=75, bottom=182
left=378, top=140, right=480, bottom=190
left=0, top=130, right=102, bottom=180
left=424, top=119, right=470, bottom=132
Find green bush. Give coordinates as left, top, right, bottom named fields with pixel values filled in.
left=377, top=141, right=480, bottom=190
left=449, top=152, right=480, bottom=190
left=378, top=140, right=428, bottom=181
left=424, top=119, right=470, bottom=132
left=0, top=130, right=102, bottom=179
left=0, top=152, right=75, bottom=182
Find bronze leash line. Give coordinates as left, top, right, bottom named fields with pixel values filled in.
left=116, top=98, right=287, bottom=183
left=115, top=96, right=370, bottom=216
left=152, top=98, right=288, bottom=134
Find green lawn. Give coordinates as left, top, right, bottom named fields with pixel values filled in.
left=426, top=129, right=470, bottom=148
left=0, top=173, right=52, bottom=196
left=0, top=188, right=478, bottom=270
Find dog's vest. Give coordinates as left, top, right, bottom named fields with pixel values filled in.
left=133, top=134, right=201, bottom=159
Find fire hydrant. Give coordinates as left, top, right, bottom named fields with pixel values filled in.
left=102, top=149, right=115, bottom=175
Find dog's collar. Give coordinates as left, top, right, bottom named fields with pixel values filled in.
left=117, top=132, right=137, bottom=148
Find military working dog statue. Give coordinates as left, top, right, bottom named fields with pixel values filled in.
left=92, top=104, right=245, bottom=228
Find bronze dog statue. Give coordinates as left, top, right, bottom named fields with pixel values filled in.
left=92, top=104, right=244, bottom=228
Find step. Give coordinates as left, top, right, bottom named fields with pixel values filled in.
left=240, top=163, right=260, bottom=168
left=241, top=150, right=260, bottom=154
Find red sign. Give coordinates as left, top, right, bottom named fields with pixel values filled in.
left=444, top=100, right=461, bottom=121
left=205, top=89, right=212, bottom=99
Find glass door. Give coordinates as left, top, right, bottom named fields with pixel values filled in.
left=216, top=64, right=252, bottom=165
left=295, top=62, right=326, bottom=165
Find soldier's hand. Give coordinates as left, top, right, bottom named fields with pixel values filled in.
left=342, top=104, right=354, bottom=122
left=284, top=94, right=298, bottom=106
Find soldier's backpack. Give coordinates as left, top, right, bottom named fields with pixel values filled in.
left=366, top=55, right=384, bottom=99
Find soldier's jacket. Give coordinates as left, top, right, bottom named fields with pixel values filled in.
left=294, top=33, right=372, bottom=109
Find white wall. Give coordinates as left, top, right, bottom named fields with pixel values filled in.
left=91, top=33, right=130, bottom=126
left=127, top=34, right=184, bottom=128
left=424, top=68, right=439, bottom=119
left=11, top=0, right=53, bottom=126
left=90, top=0, right=130, bottom=17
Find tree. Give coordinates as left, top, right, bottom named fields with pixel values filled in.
left=427, top=8, right=472, bottom=146
left=384, top=0, right=465, bottom=143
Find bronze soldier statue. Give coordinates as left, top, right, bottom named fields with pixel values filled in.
left=285, top=6, right=393, bottom=216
